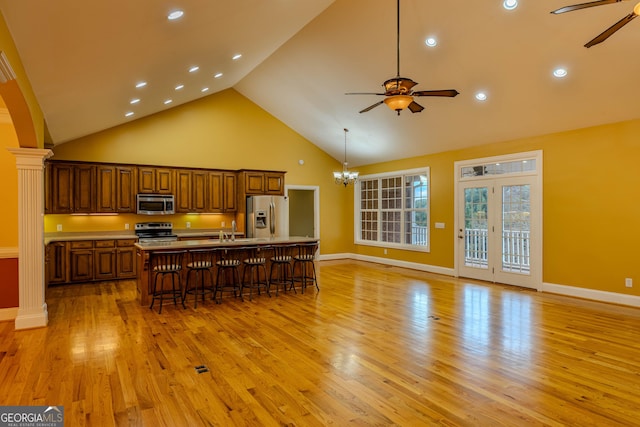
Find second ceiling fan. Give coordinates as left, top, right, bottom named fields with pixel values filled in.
left=346, top=0, right=459, bottom=115
left=552, top=0, right=640, bottom=47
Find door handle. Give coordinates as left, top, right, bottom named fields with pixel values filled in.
left=458, top=229, right=464, bottom=239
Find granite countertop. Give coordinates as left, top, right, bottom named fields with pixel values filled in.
left=134, top=236, right=318, bottom=251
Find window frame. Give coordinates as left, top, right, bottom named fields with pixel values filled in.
left=354, top=167, right=431, bottom=252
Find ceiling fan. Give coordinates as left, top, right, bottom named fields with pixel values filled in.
left=551, top=0, right=640, bottom=47
left=346, top=0, right=459, bottom=115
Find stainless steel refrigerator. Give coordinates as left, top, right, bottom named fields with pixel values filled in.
left=246, top=195, right=289, bottom=238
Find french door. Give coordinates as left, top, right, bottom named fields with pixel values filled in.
left=456, top=159, right=541, bottom=289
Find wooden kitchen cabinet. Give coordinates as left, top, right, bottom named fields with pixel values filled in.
left=175, top=169, right=192, bottom=212
left=116, top=166, right=136, bottom=212
left=208, top=171, right=237, bottom=212
left=46, top=241, right=68, bottom=285
left=74, top=164, right=96, bottom=213
left=239, top=170, right=285, bottom=196
left=69, top=241, right=94, bottom=283
left=138, top=167, right=174, bottom=194
left=192, top=170, right=208, bottom=212
left=50, top=162, right=74, bottom=213
left=94, top=240, right=116, bottom=280
left=96, top=165, right=117, bottom=212
left=116, top=239, right=137, bottom=278
left=265, top=172, right=284, bottom=195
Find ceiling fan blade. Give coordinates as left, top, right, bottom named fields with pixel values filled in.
left=408, top=101, right=424, bottom=113
left=551, top=0, right=623, bottom=14
left=413, top=89, right=460, bottom=97
left=359, top=101, right=385, bottom=114
left=345, top=92, right=386, bottom=96
left=585, top=12, right=637, bottom=47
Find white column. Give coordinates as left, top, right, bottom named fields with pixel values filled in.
left=8, top=147, right=53, bottom=330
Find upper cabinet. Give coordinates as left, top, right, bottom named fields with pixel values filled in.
left=207, top=171, right=237, bottom=212
left=239, top=170, right=285, bottom=196
left=138, top=167, right=174, bottom=194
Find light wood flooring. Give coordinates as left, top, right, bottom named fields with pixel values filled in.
left=1, top=260, right=640, bottom=426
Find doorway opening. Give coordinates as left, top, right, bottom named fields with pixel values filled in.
left=285, top=185, right=319, bottom=239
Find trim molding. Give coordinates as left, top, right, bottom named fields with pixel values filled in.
left=0, top=307, right=18, bottom=322
left=318, top=253, right=640, bottom=308
left=0, top=247, right=18, bottom=258
left=318, top=252, right=455, bottom=277
left=543, top=282, right=640, bottom=308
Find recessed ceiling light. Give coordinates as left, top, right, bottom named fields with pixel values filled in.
left=232, top=54, right=242, bottom=60
left=503, top=0, right=518, bottom=10
left=164, top=99, right=173, bottom=105
left=475, top=92, right=488, bottom=101
left=214, top=73, right=223, bottom=79
left=425, top=37, right=437, bottom=47
left=553, top=68, right=568, bottom=78
left=130, top=98, right=140, bottom=104
left=189, top=66, right=199, bottom=73
left=175, top=84, right=184, bottom=90
left=201, top=87, right=209, bottom=93
left=167, top=10, right=184, bottom=20
left=125, top=111, right=134, bottom=117
left=135, top=81, right=147, bottom=88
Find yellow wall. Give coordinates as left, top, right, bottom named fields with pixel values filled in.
left=356, top=118, right=640, bottom=296
left=49, top=89, right=354, bottom=255
left=0, top=118, right=19, bottom=247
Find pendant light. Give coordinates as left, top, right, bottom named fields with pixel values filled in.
left=333, top=128, right=358, bottom=187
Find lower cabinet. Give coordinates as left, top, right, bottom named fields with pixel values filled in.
left=47, top=238, right=137, bottom=285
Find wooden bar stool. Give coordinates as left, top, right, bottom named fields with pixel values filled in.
left=149, top=250, right=186, bottom=313
left=214, top=247, right=243, bottom=303
left=242, top=246, right=270, bottom=301
left=183, top=249, right=216, bottom=308
left=292, top=242, right=319, bottom=294
left=269, top=244, right=295, bottom=296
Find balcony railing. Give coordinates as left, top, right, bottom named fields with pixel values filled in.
left=464, top=228, right=530, bottom=273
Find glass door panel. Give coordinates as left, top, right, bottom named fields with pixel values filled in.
left=458, top=184, right=493, bottom=282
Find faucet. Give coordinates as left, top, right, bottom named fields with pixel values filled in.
left=231, top=220, right=236, bottom=241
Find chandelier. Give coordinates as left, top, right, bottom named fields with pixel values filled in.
left=333, top=128, right=359, bottom=187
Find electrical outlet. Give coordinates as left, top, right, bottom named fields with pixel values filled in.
left=124, top=223, right=130, bottom=230
left=625, top=278, right=633, bottom=288
left=186, top=222, right=191, bottom=229
left=383, top=249, right=388, bottom=255
left=221, top=221, right=226, bottom=227
left=56, top=224, right=62, bottom=232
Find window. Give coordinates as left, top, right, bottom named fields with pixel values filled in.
left=356, top=168, right=430, bottom=251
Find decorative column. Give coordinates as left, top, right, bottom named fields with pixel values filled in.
left=8, top=147, right=53, bottom=330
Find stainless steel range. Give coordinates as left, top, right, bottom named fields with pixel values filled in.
left=135, top=222, right=178, bottom=243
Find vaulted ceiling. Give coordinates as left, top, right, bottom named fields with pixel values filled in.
left=1, top=0, right=639, bottom=166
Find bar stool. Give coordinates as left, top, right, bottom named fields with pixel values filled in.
left=183, top=249, right=216, bottom=308
left=149, top=250, right=186, bottom=313
left=292, top=242, right=319, bottom=294
left=214, top=247, right=243, bottom=303
left=269, top=244, right=295, bottom=296
left=242, top=246, right=270, bottom=301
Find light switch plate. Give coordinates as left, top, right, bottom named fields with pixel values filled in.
left=435, top=222, right=445, bottom=229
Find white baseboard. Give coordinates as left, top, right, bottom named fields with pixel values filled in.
left=543, top=282, right=640, bottom=308
left=318, top=252, right=455, bottom=277
left=0, top=307, right=18, bottom=322
left=319, top=253, right=640, bottom=308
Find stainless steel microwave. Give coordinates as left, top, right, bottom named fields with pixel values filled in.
left=136, top=194, right=175, bottom=215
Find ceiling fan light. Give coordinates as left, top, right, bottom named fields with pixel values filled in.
left=634, top=2, right=640, bottom=15
left=384, top=95, right=413, bottom=112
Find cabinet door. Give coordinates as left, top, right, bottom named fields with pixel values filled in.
left=74, top=164, right=96, bottom=213
left=44, top=163, right=51, bottom=214
left=208, top=172, right=223, bottom=212
left=223, top=172, right=237, bottom=211
left=70, top=249, right=94, bottom=282
left=155, top=168, right=174, bottom=194
left=175, top=170, right=192, bottom=212
left=51, top=163, right=74, bottom=213
left=265, top=172, right=284, bottom=195
left=137, top=167, right=156, bottom=193
left=47, top=242, right=68, bottom=284
left=94, top=248, right=116, bottom=280
left=116, top=240, right=137, bottom=278
left=96, top=165, right=117, bottom=213
left=116, top=166, right=136, bottom=212
left=244, top=172, right=265, bottom=194
left=192, top=170, right=208, bottom=212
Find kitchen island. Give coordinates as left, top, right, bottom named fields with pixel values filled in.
left=135, top=236, right=318, bottom=306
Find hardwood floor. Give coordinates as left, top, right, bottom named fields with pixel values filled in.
left=1, top=260, right=640, bottom=426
